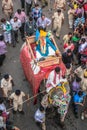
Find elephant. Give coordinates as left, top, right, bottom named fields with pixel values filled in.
left=41, top=81, right=71, bottom=125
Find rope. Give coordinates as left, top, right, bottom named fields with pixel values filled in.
left=7, top=90, right=46, bottom=112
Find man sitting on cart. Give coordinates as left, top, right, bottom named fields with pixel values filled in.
left=35, top=29, right=59, bottom=59
left=46, top=67, right=67, bottom=93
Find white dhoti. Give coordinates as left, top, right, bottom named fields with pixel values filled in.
left=4, top=31, right=11, bottom=43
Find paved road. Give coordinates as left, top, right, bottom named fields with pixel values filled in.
left=0, top=0, right=87, bottom=130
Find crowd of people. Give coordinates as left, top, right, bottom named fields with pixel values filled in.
left=0, top=0, right=87, bottom=130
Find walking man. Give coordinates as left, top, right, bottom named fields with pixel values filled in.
left=25, top=0, right=32, bottom=16
left=2, top=0, right=13, bottom=19
left=1, top=18, right=12, bottom=45
left=10, top=89, right=29, bottom=114
left=24, top=17, right=36, bottom=36
left=32, top=3, right=42, bottom=22
left=34, top=105, right=46, bottom=130
left=10, top=17, right=21, bottom=47
left=14, top=9, right=27, bottom=40
left=52, top=9, right=64, bottom=39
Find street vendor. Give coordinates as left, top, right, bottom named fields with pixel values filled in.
left=46, top=67, right=67, bottom=93
left=35, top=29, right=59, bottom=59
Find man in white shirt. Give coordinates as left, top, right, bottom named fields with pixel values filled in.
left=0, top=98, right=6, bottom=113
left=10, top=17, right=21, bottom=47
left=79, top=42, right=87, bottom=53
left=46, top=67, right=64, bottom=93
left=78, top=38, right=87, bottom=64
left=68, top=6, right=75, bottom=28
left=34, top=105, right=46, bottom=130
left=0, top=98, right=9, bottom=117
left=14, top=9, right=27, bottom=40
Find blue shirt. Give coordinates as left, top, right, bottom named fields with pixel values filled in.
left=32, top=8, right=42, bottom=19
left=73, top=92, right=86, bottom=103
left=74, top=17, right=85, bottom=28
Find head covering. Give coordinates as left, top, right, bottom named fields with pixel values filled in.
left=35, top=30, right=40, bottom=41
left=40, top=30, right=47, bottom=37
left=35, top=30, right=47, bottom=42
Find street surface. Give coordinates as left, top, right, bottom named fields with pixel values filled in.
left=0, top=0, right=87, bottom=130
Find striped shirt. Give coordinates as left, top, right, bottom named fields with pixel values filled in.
left=32, top=7, right=42, bottom=19
left=36, top=17, right=51, bottom=29
left=74, top=17, right=85, bottom=28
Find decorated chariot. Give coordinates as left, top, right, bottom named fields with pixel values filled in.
left=20, top=31, right=66, bottom=103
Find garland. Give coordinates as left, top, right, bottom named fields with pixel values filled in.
left=37, top=37, right=49, bottom=56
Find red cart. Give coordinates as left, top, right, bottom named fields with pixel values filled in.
left=20, top=35, right=66, bottom=103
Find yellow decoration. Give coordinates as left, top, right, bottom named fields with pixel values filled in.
left=84, top=70, right=87, bottom=77
left=74, top=4, right=78, bottom=9
left=40, top=30, right=47, bottom=37
left=48, top=82, right=68, bottom=104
